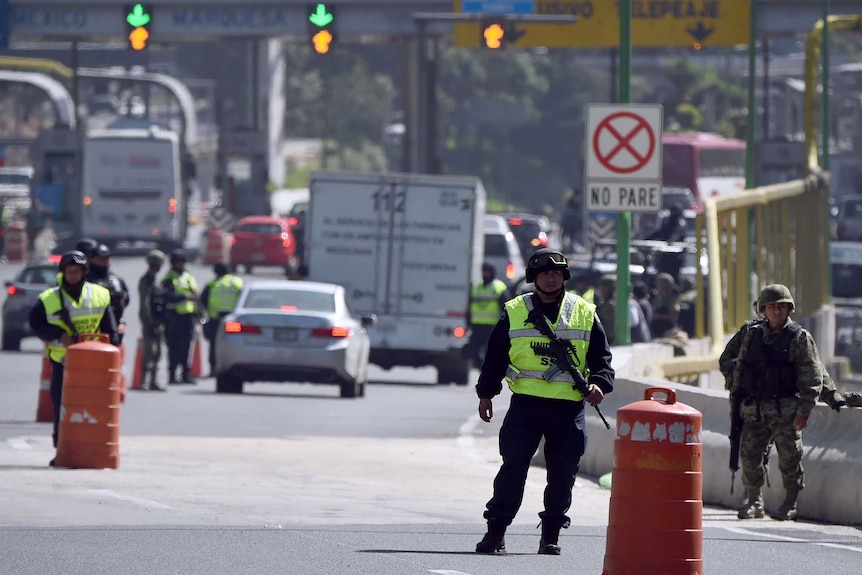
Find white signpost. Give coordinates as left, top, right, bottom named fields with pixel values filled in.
left=586, top=104, right=664, bottom=213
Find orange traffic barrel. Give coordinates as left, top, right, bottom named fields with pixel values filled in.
left=4, top=221, right=28, bottom=261
left=35, top=346, right=53, bottom=423
left=54, top=338, right=122, bottom=469
left=202, top=229, right=230, bottom=264
left=603, top=387, right=703, bottom=575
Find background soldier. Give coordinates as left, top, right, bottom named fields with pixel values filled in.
left=161, top=250, right=199, bottom=384
left=200, top=262, right=243, bottom=376
left=723, top=284, right=823, bottom=522
left=85, top=243, right=131, bottom=344
left=465, top=262, right=509, bottom=369
left=138, top=250, right=167, bottom=391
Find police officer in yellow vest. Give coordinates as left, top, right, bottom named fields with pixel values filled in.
left=465, top=263, right=510, bottom=368
left=200, top=262, right=244, bottom=375
left=161, top=249, right=199, bottom=384
left=474, top=248, right=615, bottom=556
left=28, top=250, right=118, bottom=463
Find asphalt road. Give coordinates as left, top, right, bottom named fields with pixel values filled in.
left=1, top=255, right=861, bottom=575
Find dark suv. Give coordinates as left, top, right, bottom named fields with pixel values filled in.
left=2, top=258, right=60, bottom=350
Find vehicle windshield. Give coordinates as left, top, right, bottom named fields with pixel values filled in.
left=20, top=266, right=59, bottom=285
left=0, top=173, right=32, bottom=186
left=243, top=288, right=335, bottom=312
left=832, top=244, right=862, bottom=259
left=484, top=234, right=510, bottom=257
left=237, top=223, right=282, bottom=234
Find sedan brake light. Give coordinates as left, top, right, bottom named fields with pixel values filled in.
left=312, top=327, right=351, bottom=338
left=223, top=321, right=262, bottom=334
left=506, top=262, right=515, bottom=279
left=7, top=285, right=20, bottom=296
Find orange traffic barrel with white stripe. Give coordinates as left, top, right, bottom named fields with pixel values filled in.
left=603, top=387, right=703, bottom=575
left=54, top=339, right=122, bottom=469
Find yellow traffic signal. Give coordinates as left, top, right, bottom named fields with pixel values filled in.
left=483, top=23, right=505, bottom=49
left=125, top=4, right=152, bottom=51
left=312, top=29, right=333, bottom=54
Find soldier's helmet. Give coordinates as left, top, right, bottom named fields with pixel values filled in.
left=526, top=248, right=570, bottom=284
left=95, top=243, right=111, bottom=258
left=169, top=249, right=187, bottom=264
left=146, top=249, right=166, bottom=268
left=58, top=250, right=88, bottom=271
left=75, top=238, right=99, bottom=257
left=758, top=283, right=795, bottom=313
left=213, top=262, right=229, bottom=276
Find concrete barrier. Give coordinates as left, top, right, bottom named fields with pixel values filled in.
left=577, top=376, right=862, bottom=526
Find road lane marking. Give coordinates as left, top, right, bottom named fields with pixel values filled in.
left=7, top=438, right=32, bottom=450
left=429, top=571, right=473, bottom=574
left=723, top=526, right=862, bottom=552
left=88, top=489, right=172, bottom=509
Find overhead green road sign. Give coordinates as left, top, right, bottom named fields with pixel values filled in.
left=453, top=0, right=751, bottom=48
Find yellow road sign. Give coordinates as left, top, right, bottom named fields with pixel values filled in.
left=453, top=0, right=750, bottom=49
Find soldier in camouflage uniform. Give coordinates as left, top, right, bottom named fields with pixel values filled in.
left=137, top=250, right=167, bottom=391
left=722, top=284, right=823, bottom=522
left=720, top=300, right=862, bottom=411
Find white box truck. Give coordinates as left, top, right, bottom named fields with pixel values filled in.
left=306, top=171, right=486, bottom=385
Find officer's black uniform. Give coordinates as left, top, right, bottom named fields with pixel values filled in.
left=84, top=244, right=130, bottom=344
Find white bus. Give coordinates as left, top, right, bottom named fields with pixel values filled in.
left=81, top=124, right=185, bottom=250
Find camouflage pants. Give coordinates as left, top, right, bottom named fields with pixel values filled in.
left=142, top=324, right=163, bottom=373
left=739, top=396, right=804, bottom=492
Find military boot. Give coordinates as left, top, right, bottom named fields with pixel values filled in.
left=537, top=521, right=562, bottom=555
left=771, top=488, right=799, bottom=521
left=475, top=520, right=506, bottom=554
left=146, top=369, right=166, bottom=392
left=737, top=488, right=765, bottom=519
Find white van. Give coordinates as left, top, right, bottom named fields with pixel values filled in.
left=483, top=215, right=526, bottom=286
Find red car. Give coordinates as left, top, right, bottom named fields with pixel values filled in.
left=230, top=216, right=299, bottom=275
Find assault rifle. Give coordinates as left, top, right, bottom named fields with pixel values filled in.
left=526, top=306, right=611, bottom=429
left=729, top=391, right=743, bottom=494
left=57, top=289, right=80, bottom=344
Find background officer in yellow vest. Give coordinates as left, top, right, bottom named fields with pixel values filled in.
left=200, top=262, right=244, bottom=376
left=474, top=248, right=615, bottom=556
left=465, top=262, right=510, bottom=368
left=28, top=250, right=118, bottom=464
left=161, top=249, right=199, bottom=384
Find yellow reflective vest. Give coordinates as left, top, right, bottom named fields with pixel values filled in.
left=162, top=270, right=198, bottom=315
left=206, top=274, right=244, bottom=319
left=38, top=283, right=112, bottom=364
left=504, top=292, right=595, bottom=401
left=470, top=279, right=508, bottom=325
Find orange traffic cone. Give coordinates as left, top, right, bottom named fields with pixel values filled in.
left=131, top=336, right=145, bottom=390
left=190, top=328, right=204, bottom=378
left=35, top=346, right=53, bottom=423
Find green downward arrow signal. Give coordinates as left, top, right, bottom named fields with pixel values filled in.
left=308, top=4, right=333, bottom=28
left=127, top=4, right=151, bottom=28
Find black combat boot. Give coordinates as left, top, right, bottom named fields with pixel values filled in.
left=168, top=368, right=179, bottom=384
left=771, top=488, right=799, bottom=521
left=146, top=369, right=166, bottom=391
left=538, top=521, right=562, bottom=555
left=475, top=520, right=506, bottom=554
left=180, top=366, right=196, bottom=384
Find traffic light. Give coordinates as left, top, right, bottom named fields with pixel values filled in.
left=125, top=3, right=152, bottom=51
left=480, top=20, right=524, bottom=49
left=307, top=3, right=336, bottom=55
left=483, top=22, right=505, bottom=49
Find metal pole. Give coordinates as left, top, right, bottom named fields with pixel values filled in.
left=610, top=48, right=617, bottom=103
left=615, top=0, right=632, bottom=346
left=71, top=41, right=79, bottom=129
left=745, top=0, right=758, bottom=190
left=425, top=37, right=438, bottom=174
left=762, top=36, right=770, bottom=143
left=821, top=0, right=831, bottom=171
left=416, top=20, right=427, bottom=173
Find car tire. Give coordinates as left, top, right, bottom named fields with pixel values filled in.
left=339, top=378, right=361, bottom=398
left=215, top=374, right=243, bottom=394
left=1, top=330, right=21, bottom=351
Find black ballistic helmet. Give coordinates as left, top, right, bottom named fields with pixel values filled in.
left=75, top=238, right=99, bottom=257
left=59, top=250, right=88, bottom=271
left=170, top=249, right=187, bottom=264
left=213, top=262, right=229, bottom=276
left=526, top=248, right=570, bottom=283
left=95, top=243, right=111, bottom=258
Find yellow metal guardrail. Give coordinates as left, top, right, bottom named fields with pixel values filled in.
left=0, top=56, right=74, bottom=80
left=652, top=15, right=861, bottom=382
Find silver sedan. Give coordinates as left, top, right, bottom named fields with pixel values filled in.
left=213, top=280, right=375, bottom=397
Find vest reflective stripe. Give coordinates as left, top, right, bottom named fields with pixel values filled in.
left=470, top=279, right=507, bottom=325
left=39, top=283, right=111, bottom=364
left=504, top=293, right=595, bottom=401
left=164, top=271, right=197, bottom=315
left=207, top=275, right=243, bottom=318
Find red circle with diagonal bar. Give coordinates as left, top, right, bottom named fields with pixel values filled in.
left=592, top=111, right=656, bottom=174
